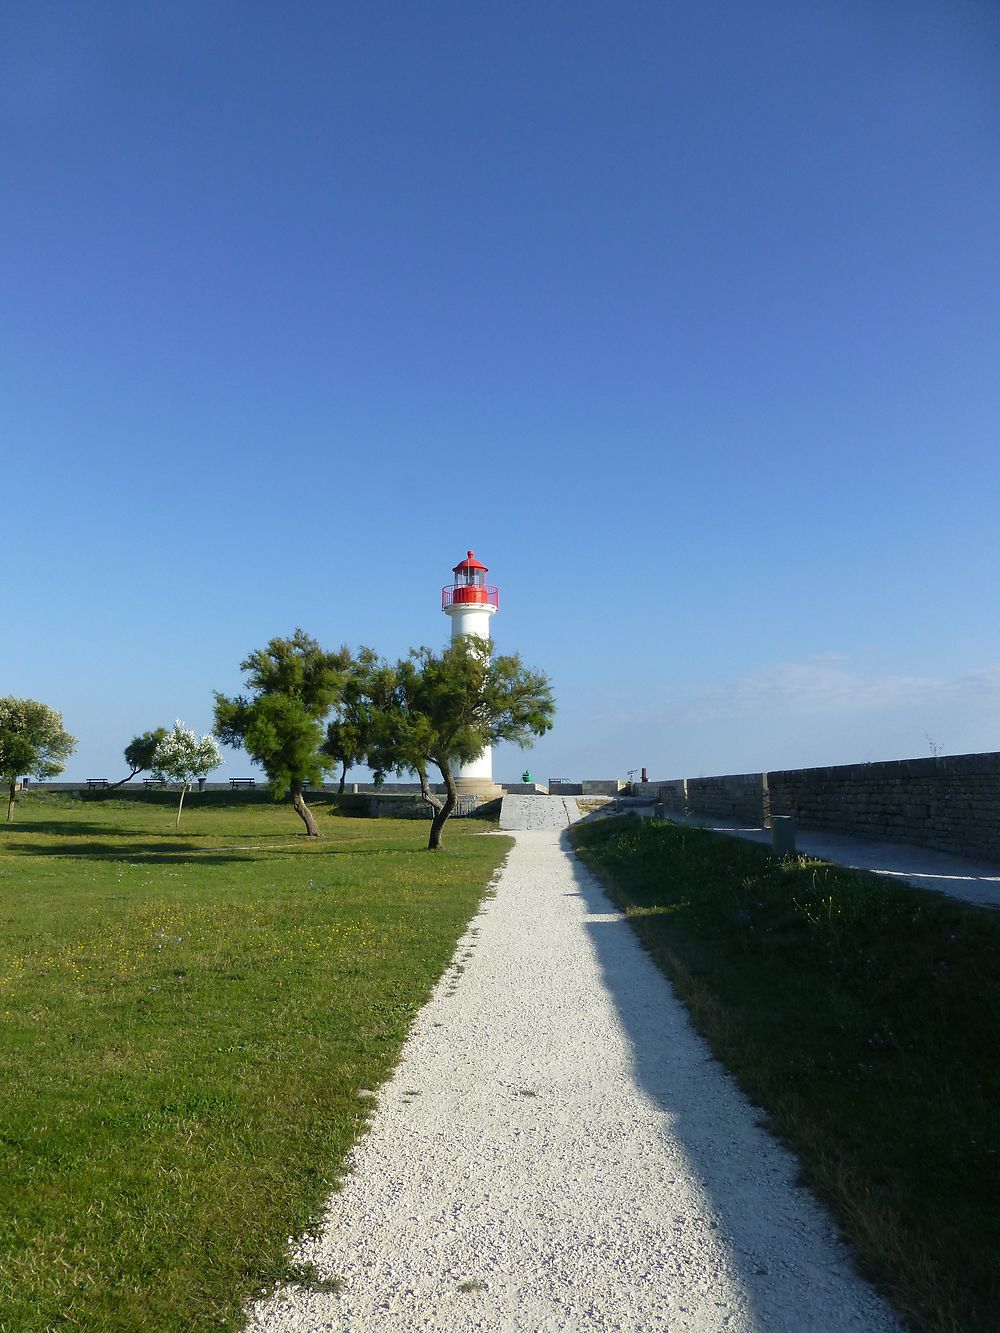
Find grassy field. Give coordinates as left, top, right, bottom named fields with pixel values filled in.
left=572, top=815, right=1000, bottom=1333
left=1, top=791, right=510, bottom=1332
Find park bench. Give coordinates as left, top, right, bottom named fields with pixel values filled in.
left=230, top=778, right=256, bottom=790
left=87, top=778, right=110, bottom=789
left=142, top=778, right=164, bottom=789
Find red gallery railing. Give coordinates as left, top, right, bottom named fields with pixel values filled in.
left=442, top=584, right=500, bottom=610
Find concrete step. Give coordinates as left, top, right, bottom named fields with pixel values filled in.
left=499, top=794, right=580, bottom=830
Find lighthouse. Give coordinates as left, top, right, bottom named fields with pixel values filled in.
left=442, top=550, right=502, bottom=796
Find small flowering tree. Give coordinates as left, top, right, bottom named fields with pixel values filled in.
left=0, top=697, right=76, bottom=822
left=152, top=721, right=222, bottom=828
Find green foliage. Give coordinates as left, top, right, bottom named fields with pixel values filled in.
left=122, top=727, right=167, bottom=780
left=152, top=723, right=223, bottom=827
left=362, top=637, right=554, bottom=782
left=0, top=697, right=76, bottom=781
left=0, top=697, right=76, bottom=819
left=214, top=631, right=352, bottom=826
left=0, top=794, right=510, bottom=1331
left=323, top=717, right=357, bottom=771
left=241, top=692, right=331, bottom=796
left=573, top=815, right=1000, bottom=1333
left=321, top=650, right=382, bottom=787
left=233, top=627, right=349, bottom=714
left=353, top=637, right=554, bottom=848
left=151, top=724, right=222, bottom=782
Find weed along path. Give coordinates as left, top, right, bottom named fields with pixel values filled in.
left=245, top=830, right=902, bottom=1333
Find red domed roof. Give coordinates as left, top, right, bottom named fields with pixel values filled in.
left=452, top=549, right=488, bottom=573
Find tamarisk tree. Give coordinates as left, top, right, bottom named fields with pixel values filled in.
left=359, top=636, right=554, bottom=850
left=214, top=629, right=352, bottom=836
left=0, top=697, right=76, bottom=822
left=114, top=727, right=168, bottom=787
left=322, top=648, right=381, bottom=793
left=322, top=718, right=366, bottom=795
left=151, top=722, right=222, bottom=827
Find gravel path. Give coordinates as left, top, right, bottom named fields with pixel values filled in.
left=244, top=830, right=901, bottom=1333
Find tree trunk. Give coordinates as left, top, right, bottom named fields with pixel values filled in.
left=291, top=782, right=321, bottom=837
left=112, top=767, right=141, bottom=788
left=416, top=764, right=444, bottom=816
left=7, top=777, right=16, bottom=823
left=338, top=760, right=347, bottom=795
left=427, top=761, right=458, bottom=851
left=175, top=783, right=188, bottom=828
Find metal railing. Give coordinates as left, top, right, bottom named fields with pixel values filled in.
left=441, top=584, right=499, bottom=610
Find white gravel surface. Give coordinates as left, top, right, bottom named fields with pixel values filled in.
left=244, top=829, right=902, bottom=1333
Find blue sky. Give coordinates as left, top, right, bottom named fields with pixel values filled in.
left=4, top=1, right=999, bottom=783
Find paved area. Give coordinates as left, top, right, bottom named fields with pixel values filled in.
left=499, top=793, right=581, bottom=829
left=245, top=830, right=900, bottom=1332
left=659, top=809, right=1000, bottom=909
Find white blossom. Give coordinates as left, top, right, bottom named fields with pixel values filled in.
left=152, top=721, right=222, bottom=786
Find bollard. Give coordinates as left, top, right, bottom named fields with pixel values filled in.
left=771, top=815, right=796, bottom=856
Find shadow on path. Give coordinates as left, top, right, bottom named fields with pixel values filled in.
left=558, top=828, right=901, bottom=1332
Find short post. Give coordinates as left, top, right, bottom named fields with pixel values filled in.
left=771, top=814, right=796, bottom=856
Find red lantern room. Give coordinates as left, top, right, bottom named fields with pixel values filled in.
left=441, top=550, right=500, bottom=610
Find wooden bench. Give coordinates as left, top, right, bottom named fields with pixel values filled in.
left=142, top=778, right=165, bottom=789
left=230, top=778, right=256, bottom=790
left=86, top=778, right=110, bottom=789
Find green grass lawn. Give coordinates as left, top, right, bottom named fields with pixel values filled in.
left=0, top=791, right=510, bottom=1331
left=572, top=815, right=1000, bottom=1333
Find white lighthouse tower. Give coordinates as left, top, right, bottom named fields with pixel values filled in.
left=442, top=550, right=502, bottom=796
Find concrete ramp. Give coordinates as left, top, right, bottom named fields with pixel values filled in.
left=499, top=794, right=580, bottom=830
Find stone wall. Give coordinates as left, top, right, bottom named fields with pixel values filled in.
left=347, top=782, right=430, bottom=794
left=633, top=774, right=764, bottom=821
left=630, top=782, right=659, bottom=800
left=29, top=781, right=258, bottom=794
left=332, top=792, right=488, bottom=819
left=549, top=779, right=626, bottom=796
left=630, top=752, right=1000, bottom=862
left=364, top=793, right=483, bottom=820
left=767, top=752, right=1000, bottom=860
left=686, top=773, right=767, bottom=823
left=581, top=779, right=626, bottom=796
left=656, top=778, right=687, bottom=809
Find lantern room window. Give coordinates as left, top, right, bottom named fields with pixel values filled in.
left=442, top=551, right=497, bottom=611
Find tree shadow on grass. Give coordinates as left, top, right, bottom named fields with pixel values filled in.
left=5, top=821, right=153, bottom=838
left=559, top=828, right=902, bottom=1333
left=8, top=839, right=437, bottom=864
left=9, top=841, right=259, bottom=865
